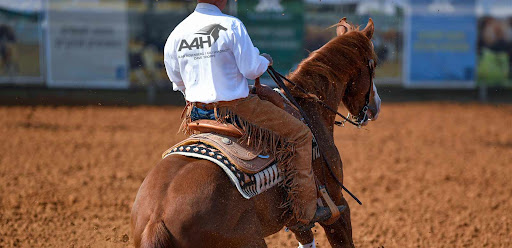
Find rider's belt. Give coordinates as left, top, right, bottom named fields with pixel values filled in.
left=192, top=102, right=217, bottom=110
left=192, top=98, right=244, bottom=110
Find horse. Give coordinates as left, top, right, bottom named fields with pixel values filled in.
left=131, top=18, right=380, bottom=248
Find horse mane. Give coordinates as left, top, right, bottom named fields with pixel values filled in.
left=288, top=30, right=377, bottom=101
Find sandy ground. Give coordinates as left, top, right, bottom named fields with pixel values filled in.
left=0, top=103, right=511, bottom=247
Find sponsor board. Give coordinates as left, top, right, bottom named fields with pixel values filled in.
left=46, top=0, right=128, bottom=89
left=237, top=0, right=304, bottom=77
left=404, top=0, right=477, bottom=88
left=476, top=1, right=512, bottom=87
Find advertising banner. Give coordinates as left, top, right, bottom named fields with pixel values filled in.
left=46, top=0, right=129, bottom=89
left=0, top=0, right=43, bottom=84
left=476, top=0, right=512, bottom=87
left=237, top=0, right=304, bottom=77
left=404, top=0, right=477, bottom=88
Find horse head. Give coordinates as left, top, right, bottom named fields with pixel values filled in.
left=289, top=18, right=380, bottom=127
left=336, top=18, right=380, bottom=126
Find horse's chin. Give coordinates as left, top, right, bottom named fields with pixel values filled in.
left=369, top=83, right=381, bottom=121
left=367, top=104, right=380, bottom=121
left=354, top=113, right=370, bottom=126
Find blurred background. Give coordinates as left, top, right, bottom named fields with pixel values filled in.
left=0, top=0, right=511, bottom=104
left=1, top=1, right=511, bottom=247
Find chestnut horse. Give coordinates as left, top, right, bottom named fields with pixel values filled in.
left=131, top=18, right=380, bottom=248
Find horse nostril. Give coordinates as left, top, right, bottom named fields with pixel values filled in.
left=368, top=108, right=379, bottom=121
left=371, top=110, right=379, bottom=121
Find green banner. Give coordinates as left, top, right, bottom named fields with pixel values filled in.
left=237, top=0, right=304, bottom=75
left=477, top=16, right=512, bottom=87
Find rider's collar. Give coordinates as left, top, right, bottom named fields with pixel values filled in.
left=195, top=3, right=222, bottom=14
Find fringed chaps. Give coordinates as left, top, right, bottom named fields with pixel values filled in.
left=180, top=99, right=312, bottom=222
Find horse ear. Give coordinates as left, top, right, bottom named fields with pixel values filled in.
left=362, top=18, right=374, bottom=39
left=336, top=17, right=349, bottom=36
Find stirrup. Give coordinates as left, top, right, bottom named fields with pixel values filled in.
left=312, top=205, right=346, bottom=224
left=318, top=186, right=342, bottom=225
left=287, top=205, right=346, bottom=232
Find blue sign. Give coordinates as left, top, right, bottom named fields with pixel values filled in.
left=404, top=0, right=477, bottom=88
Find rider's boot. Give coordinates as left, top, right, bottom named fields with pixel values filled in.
left=288, top=204, right=346, bottom=232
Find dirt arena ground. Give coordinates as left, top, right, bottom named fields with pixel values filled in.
left=0, top=103, right=511, bottom=247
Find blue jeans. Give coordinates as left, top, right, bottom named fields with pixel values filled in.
left=190, top=106, right=216, bottom=121
left=190, top=106, right=241, bottom=126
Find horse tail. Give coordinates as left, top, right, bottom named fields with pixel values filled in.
left=140, top=220, right=176, bottom=248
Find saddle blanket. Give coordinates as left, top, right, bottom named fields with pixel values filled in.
left=163, top=142, right=282, bottom=199
left=162, top=132, right=321, bottom=199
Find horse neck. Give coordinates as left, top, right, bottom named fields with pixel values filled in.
left=292, top=90, right=344, bottom=191
left=286, top=78, right=348, bottom=194
left=295, top=97, right=337, bottom=136
left=288, top=71, right=350, bottom=135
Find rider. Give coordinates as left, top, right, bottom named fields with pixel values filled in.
left=164, top=0, right=322, bottom=226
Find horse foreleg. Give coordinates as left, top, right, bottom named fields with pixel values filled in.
left=320, top=196, right=355, bottom=248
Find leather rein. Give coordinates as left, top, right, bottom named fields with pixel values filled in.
left=268, top=60, right=375, bottom=129
left=267, top=62, right=375, bottom=205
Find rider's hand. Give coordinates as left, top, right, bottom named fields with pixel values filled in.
left=254, top=82, right=284, bottom=109
left=261, top=53, right=273, bottom=66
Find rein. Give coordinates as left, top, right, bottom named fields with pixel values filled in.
left=267, top=66, right=363, bottom=205
left=267, top=61, right=374, bottom=129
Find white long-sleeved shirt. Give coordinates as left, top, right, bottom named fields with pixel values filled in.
left=164, top=3, right=270, bottom=103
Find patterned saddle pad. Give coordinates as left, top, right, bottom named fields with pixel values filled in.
left=163, top=138, right=281, bottom=199
left=162, top=133, right=320, bottom=199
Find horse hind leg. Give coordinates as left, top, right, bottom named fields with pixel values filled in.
left=139, top=220, right=177, bottom=248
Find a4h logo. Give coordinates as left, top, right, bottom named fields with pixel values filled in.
left=178, top=24, right=227, bottom=52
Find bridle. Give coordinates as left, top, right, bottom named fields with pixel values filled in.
left=267, top=59, right=376, bottom=205
left=337, top=58, right=375, bottom=127
left=268, top=58, right=375, bottom=129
